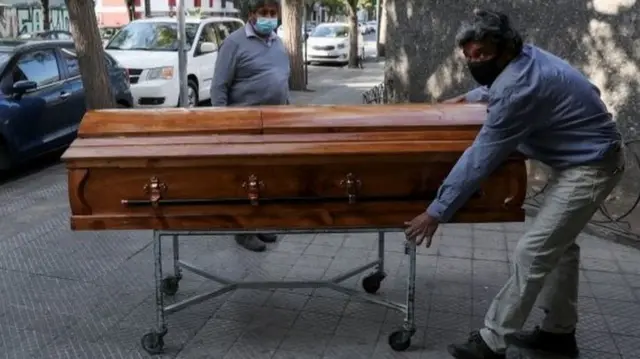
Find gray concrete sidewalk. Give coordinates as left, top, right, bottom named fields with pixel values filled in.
left=290, top=61, right=384, bottom=105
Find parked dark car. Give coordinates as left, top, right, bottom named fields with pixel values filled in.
left=0, top=39, right=133, bottom=170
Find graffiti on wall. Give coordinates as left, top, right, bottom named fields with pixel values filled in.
left=0, top=5, right=70, bottom=38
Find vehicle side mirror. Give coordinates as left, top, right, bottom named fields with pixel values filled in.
left=199, top=42, right=217, bottom=54
left=12, top=80, right=37, bottom=99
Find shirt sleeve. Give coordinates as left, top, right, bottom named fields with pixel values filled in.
left=426, top=81, right=541, bottom=222
left=464, top=86, right=490, bottom=103
left=210, top=39, right=239, bottom=107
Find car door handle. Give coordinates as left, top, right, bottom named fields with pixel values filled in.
left=59, top=91, right=71, bottom=99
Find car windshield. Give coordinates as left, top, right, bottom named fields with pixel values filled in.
left=310, top=25, right=348, bottom=38
left=105, top=21, right=199, bottom=51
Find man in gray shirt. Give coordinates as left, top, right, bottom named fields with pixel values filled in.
left=210, top=0, right=290, bottom=252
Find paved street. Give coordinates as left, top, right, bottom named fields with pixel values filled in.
left=1, top=63, right=640, bottom=359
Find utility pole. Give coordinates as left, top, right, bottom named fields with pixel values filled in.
left=303, top=4, right=308, bottom=86
left=177, top=0, right=188, bottom=107
left=144, top=0, right=151, bottom=17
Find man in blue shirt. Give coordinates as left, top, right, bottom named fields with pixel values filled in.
left=404, top=9, right=625, bottom=359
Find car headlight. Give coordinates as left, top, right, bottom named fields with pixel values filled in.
left=146, top=66, right=174, bottom=80
left=337, top=43, right=346, bottom=49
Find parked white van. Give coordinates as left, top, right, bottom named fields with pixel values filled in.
left=105, top=16, right=244, bottom=108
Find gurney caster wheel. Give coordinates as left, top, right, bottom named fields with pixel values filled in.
left=362, top=272, right=386, bottom=294
left=161, top=276, right=180, bottom=296
left=388, top=330, right=412, bottom=351
left=141, top=332, right=165, bottom=355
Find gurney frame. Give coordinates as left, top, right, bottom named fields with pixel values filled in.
left=140, top=228, right=417, bottom=355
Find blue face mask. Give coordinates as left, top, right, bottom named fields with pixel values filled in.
left=254, top=17, right=278, bottom=35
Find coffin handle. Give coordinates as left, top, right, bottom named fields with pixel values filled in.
left=503, top=195, right=516, bottom=209
left=143, top=176, right=168, bottom=209
left=242, top=174, right=264, bottom=206
left=339, top=173, right=362, bottom=204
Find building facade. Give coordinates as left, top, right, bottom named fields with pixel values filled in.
left=0, top=1, right=69, bottom=38
left=95, top=0, right=239, bottom=27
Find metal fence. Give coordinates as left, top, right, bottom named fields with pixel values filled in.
left=361, top=82, right=640, bottom=241
left=362, top=80, right=399, bottom=104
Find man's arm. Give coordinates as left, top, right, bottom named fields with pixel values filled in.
left=427, top=82, right=541, bottom=222
left=210, top=39, right=239, bottom=106
left=441, top=86, right=489, bottom=104
left=464, top=86, right=490, bottom=103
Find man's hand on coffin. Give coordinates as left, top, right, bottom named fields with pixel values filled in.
left=404, top=212, right=440, bottom=247
left=440, top=95, right=466, bottom=104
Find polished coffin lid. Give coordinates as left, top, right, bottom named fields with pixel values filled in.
left=62, top=104, right=527, bottom=230
left=62, top=104, right=491, bottom=162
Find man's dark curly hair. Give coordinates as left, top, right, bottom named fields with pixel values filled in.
left=455, top=9, right=524, bottom=55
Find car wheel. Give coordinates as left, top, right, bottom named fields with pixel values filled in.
left=186, top=80, right=199, bottom=108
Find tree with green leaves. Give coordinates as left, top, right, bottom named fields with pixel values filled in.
left=319, top=0, right=345, bottom=21
left=358, top=0, right=376, bottom=19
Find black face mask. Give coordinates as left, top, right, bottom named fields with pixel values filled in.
left=467, top=57, right=504, bottom=87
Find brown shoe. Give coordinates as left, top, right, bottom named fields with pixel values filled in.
left=235, top=234, right=266, bottom=252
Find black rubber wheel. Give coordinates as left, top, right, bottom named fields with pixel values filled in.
left=388, top=330, right=412, bottom=351
left=362, top=272, right=386, bottom=294
left=160, top=276, right=180, bottom=296
left=140, top=332, right=165, bottom=355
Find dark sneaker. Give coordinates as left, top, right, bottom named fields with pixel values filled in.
left=448, top=331, right=505, bottom=359
left=257, top=233, right=277, bottom=243
left=505, top=326, right=579, bottom=358
left=235, top=234, right=266, bottom=252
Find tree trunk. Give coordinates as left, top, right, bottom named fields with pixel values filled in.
left=346, top=4, right=359, bottom=68
left=144, top=0, right=151, bottom=17
left=65, top=0, right=115, bottom=109
left=281, top=0, right=306, bottom=91
left=126, top=0, right=135, bottom=21
left=41, top=0, right=50, bottom=30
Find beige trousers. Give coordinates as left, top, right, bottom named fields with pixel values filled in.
left=480, top=146, right=626, bottom=353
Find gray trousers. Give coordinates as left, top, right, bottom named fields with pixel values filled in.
left=480, top=147, right=626, bottom=353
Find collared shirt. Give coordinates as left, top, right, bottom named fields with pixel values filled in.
left=427, top=44, right=621, bottom=222
left=210, top=23, right=291, bottom=106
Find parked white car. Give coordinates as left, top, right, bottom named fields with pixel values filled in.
left=358, top=22, right=368, bottom=35
left=366, top=20, right=377, bottom=33
left=304, top=23, right=364, bottom=65
left=105, top=16, right=244, bottom=108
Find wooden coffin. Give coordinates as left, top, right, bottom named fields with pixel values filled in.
left=62, top=104, right=527, bottom=231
